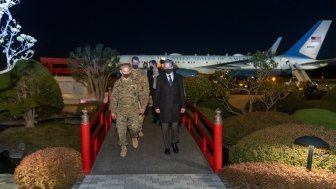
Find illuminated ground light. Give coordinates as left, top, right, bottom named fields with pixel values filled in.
left=294, top=136, right=330, bottom=171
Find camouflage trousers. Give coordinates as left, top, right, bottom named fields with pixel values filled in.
left=138, top=114, right=145, bottom=131
left=116, top=111, right=140, bottom=146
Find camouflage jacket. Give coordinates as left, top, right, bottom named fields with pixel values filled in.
left=132, top=68, right=150, bottom=109
left=110, top=78, right=143, bottom=114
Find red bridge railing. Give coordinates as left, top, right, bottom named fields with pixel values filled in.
left=182, top=103, right=223, bottom=173
left=80, top=89, right=113, bottom=175
left=40, top=57, right=70, bottom=75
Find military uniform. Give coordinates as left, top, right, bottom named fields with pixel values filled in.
left=132, top=68, right=150, bottom=132
left=110, top=77, right=143, bottom=147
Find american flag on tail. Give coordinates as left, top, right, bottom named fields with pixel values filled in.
left=311, top=36, right=321, bottom=42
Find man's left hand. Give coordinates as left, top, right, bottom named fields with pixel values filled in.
left=181, top=108, right=186, bottom=113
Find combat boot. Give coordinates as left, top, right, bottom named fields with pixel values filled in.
left=120, top=146, right=127, bottom=158
left=132, top=137, right=139, bottom=149
left=139, top=131, right=144, bottom=137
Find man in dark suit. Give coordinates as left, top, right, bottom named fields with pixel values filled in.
left=154, top=59, right=186, bottom=155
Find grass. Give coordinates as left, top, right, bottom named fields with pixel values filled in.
left=293, top=108, right=336, bottom=129
left=0, top=121, right=81, bottom=154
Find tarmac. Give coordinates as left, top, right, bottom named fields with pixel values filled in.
left=73, top=111, right=228, bottom=189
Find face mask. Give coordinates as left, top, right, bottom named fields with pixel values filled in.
left=132, top=65, right=138, bottom=69
left=122, top=73, right=131, bottom=78
left=165, top=69, right=173, bottom=74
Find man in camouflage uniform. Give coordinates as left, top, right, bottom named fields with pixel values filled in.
left=110, top=63, right=145, bottom=157
left=131, top=56, right=150, bottom=137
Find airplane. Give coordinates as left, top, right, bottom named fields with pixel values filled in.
left=118, top=37, right=283, bottom=75
left=226, top=20, right=335, bottom=81
left=118, top=20, right=334, bottom=79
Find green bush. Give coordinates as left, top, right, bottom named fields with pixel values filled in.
left=184, top=76, right=213, bottom=105
left=198, top=97, right=222, bottom=110
left=223, top=111, right=301, bottom=145
left=300, top=100, right=336, bottom=112
left=198, top=107, right=216, bottom=122
left=277, top=89, right=336, bottom=114
left=294, top=109, right=336, bottom=129
left=0, top=121, right=80, bottom=154
left=14, top=147, right=83, bottom=189
left=223, top=162, right=336, bottom=189
left=230, top=123, right=336, bottom=172
left=322, top=86, right=336, bottom=103
left=198, top=97, right=236, bottom=119
left=0, top=59, right=64, bottom=119
left=276, top=89, right=306, bottom=114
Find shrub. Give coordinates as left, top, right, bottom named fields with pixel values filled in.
left=230, top=124, right=336, bottom=172
left=321, top=86, right=336, bottom=103
left=300, top=100, right=336, bottom=112
left=184, top=75, right=213, bottom=105
left=223, top=111, right=301, bottom=145
left=198, top=107, right=216, bottom=122
left=277, top=89, right=336, bottom=114
left=294, top=109, right=336, bottom=129
left=276, top=89, right=306, bottom=114
left=223, top=162, right=336, bottom=189
left=0, top=60, right=64, bottom=126
left=14, top=147, right=83, bottom=189
left=198, top=97, right=222, bottom=110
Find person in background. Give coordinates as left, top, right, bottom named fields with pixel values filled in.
left=147, top=60, right=159, bottom=123
left=154, top=59, right=186, bottom=155
left=131, top=56, right=150, bottom=137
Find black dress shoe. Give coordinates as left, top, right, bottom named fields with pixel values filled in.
left=171, top=143, right=179, bottom=154
left=164, top=148, right=170, bottom=155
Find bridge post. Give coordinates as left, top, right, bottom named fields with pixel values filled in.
left=108, top=87, right=112, bottom=102
left=106, top=87, right=112, bottom=132
left=213, top=108, right=222, bottom=173
left=81, top=108, right=91, bottom=175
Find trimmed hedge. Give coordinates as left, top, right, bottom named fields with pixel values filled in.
left=223, top=111, right=301, bottom=145
left=230, top=123, right=336, bottom=172
left=294, top=109, right=336, bottom=129
left=276, top=89, right=306, bottom=114
left=277, top=89, right=336, bottom=114
left=183, top=76, right=213, bottom=105
left=322, top=86, right=336, bottom=103
left=14, top=147, right=83, bottom=189
left=223, top=162, right=336, bottom=189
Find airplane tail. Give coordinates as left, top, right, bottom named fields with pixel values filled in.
left=269, top=37, right=282, bottom=54
left=283, top=20, right=332, bottom=59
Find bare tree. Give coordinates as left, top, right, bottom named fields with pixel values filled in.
left=68, top=44, right=119, bottom=102
left=212, top=51, right=290, bottom=114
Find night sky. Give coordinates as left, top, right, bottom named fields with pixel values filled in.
left=6, top=0, right=336, bottom=77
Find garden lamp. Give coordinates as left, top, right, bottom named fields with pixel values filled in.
left=294, top=136, right=330, bottom=171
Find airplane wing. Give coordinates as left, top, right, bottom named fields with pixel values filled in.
left=300, top=58, right=336, bottom=66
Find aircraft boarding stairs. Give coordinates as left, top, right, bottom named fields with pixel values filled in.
left=288, top=69, right=312, bottom=88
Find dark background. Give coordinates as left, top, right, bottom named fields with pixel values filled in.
left=3, top=0, right=336, bottom=77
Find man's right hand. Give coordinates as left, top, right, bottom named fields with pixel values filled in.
left=155, top=108, right=160, bottom=114
left=111, top=113, right=117, bottom=119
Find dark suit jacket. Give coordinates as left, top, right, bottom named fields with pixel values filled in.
left=154, top=73, right=186, bottom=123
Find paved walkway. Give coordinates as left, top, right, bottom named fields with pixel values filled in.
left=74, top=112, right=227, bottom=189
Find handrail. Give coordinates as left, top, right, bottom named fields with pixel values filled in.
left=80, top=88, right=113, bottom=175
left=182, top=102, right=223, bottom=173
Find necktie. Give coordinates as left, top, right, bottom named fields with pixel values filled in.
left=168, top=75, right=173, bottom=86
